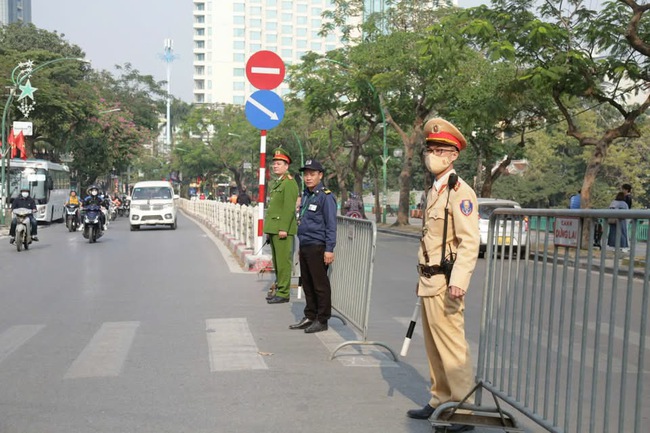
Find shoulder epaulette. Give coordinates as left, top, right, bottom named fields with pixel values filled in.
left=285, top=174, right=293, bottom=180
left=323, top=189, right=331, bottom=194
left=453, top=180, right=461, bottom=192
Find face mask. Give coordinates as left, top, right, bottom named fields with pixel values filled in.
left=21, top=192, right=28, bottom=198
left=424, top=153, right=453, bottom=175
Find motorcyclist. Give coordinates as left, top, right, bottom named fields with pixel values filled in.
left=9, top=187, right=38, bottom=243
left=82, top=185, right=108, bottom=230
left=65, top=190, right=81, bottom=225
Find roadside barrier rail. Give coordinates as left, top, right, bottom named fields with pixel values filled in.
left=433, top=208, right=650, bottom=432
left=179, top=199, right=257, bottom=249
left=329, top=216, right=397, bottom=361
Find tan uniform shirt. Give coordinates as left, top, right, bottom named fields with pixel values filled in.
left=417, top=171, right=480, bottom=297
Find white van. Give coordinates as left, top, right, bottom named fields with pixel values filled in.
left=129, top=181, right=178, bottom=230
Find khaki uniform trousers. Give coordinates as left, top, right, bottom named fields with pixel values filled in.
left=420, top=293, right=474, bottom=407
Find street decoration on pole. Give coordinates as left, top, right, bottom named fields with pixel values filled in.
left=244, top=50, right=286, bottom=254
left=1, top=57, right=88, bottom=224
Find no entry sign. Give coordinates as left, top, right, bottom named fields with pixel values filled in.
left=246, top=50, right=285, bottom=90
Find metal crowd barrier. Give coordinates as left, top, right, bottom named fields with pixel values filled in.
left=329, top=216, right=397, bottom=361
left=179, top=198, right=257, bottom=249
left=433, top=208, right=650, bottom=432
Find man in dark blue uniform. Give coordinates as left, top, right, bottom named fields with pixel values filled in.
left=289, top=159, right=337, bottom=334
left=9, top=187, right=39, bottom=243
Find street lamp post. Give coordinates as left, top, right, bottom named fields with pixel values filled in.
left=290, top=130, right=304, bottom=191
left=321, top=58, right=388, bottom=224
left=1, top=57, right=89, bottom=225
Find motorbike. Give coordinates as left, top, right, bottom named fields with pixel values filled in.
left=82, top=204, right=104, bottom=243
left=13, top=208, right=33, bottom=252
left=108, top=201, right=117, bottom=222
left=65, top=204, right=80, bottom=232
left=117, top=199, right=130, bottom=217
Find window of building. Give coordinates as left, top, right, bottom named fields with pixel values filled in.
left=250, top=18, right=262, bottom=27
left=281, top=48, right=293, bottom=58
left=297, top=39, right=307, bottom=48
left=250, top=43, right=262, bottom=51
left=267, top=46, right=277, bottom=52
left=195, top=28, right=205, bottom=36
left=266, top=0, right=277, bottom=6
left=296, top=28, right=307, bottom=36
left=207, top=66, right=212, bottom=74
left=250, top=0, right=261, bottom=3
left=195, top=15, right=205, bottom=24
left=195, top=53, right=205, bottom=61
left=195, top=40, right=205, bottom=49
left=195, top=66, right=205, bottom=76
left=250, top=31, right=261, bottom=40
left=312, top=7, right=322, bottom=16
left=233, top=16, right=245, bottom=24
left=234, top=68, right=245, bottom=77
left=311, top=42, right=321, bottom=50
left=267, top=10, right=277, bottom=19
left=233, top=95, right=245, bottom=105
left=233, top=82, right=245, bottom=90
left=251, top=6, right=262, bottom=15
left=233, top=3, right=245, bottom=12
left=233, top=41, right=245, bottom=50
left=325, top=44, right=336, bottom=51
left=266, top=33, right=277, bottom=43
left=194, top=79, right=205, bottom=90
left=233, top=28, right=245, bottom=37
left=234, top=53, right=246, bottom=62
left=297, top=16, right=307, bottom=25
left=266, top=22, right=277, bottom=31
left=207, top=80, right=212, bottom=90
left=281, top=1, right=292, bottom=10
left=282, top=12, right=292, bottom=21
left=297, top=4, right=308, bottom=12
left=195, top=94, right=205, bottom=103
left=311, top=19, right=321, bottom=28
left=281, top=25, right=293, bottom=33
left=195, top=3, right=205, bottom=11
left=281, top=36, right=293, bottom=46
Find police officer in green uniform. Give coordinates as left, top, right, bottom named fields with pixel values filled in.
left=264, top=148, right=300, bottom=304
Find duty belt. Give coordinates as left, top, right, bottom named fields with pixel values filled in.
left=417, top=264, right=445, bottom=278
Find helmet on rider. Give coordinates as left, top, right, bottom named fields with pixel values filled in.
left=87, top=185, right=100, bottom=196
left=20, top=187, right=29, bottom=198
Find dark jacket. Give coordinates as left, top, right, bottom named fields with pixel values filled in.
left=83, top=195, right=108, bottom=207
left=237, top=192, right=252, bottom=205
left=11, top=195, right=37, bottom=211
left=297, top=183, right=337, bottom=252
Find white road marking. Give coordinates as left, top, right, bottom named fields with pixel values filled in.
left=0, top=325, right=45, bottom=365
left=206, top=318, right=267, bottom=371
left=64, top=321, right=139, bottom=379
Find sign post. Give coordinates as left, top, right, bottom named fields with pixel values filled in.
left=245, top=51, right=286, bottom=254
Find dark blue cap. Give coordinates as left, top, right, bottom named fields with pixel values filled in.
left=299, top=159, right=324, bottom=172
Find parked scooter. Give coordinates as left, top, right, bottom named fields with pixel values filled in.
left=82, top=204, right=104, bottom=243
left=12, top=208, right=33, bottom=252
left=65, top=204, right=80, bottom=232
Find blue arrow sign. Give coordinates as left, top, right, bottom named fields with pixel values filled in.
left=245, top=90, right=285, bottom=130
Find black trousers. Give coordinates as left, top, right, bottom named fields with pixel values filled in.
left=299, top=244, right=332, bottom=323
left=9, top=214, right=37, bottom=237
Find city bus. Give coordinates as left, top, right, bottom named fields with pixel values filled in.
left=6, top=159, right=71, bottom=222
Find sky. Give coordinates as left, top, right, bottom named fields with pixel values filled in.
left=31, top=0, right=489, bottom=104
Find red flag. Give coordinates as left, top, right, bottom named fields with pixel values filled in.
left=15, top=131, right=26, bottom=160
left=8, top=129, right=16, bottom=158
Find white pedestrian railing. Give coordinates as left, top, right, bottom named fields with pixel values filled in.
left=179, top=199, right=258, bottom=250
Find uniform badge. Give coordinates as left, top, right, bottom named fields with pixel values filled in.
left=460, top=199, right=473, bottom=216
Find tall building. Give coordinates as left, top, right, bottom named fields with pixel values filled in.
left=0, top=0, right=31, bottom=25
left=193, top=0, right=345, bottom=105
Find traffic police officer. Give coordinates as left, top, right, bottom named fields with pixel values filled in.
left=289, top=159, right=336, bottom=333
left=407, top=118, right=479, bottom=433
left=264, top=148, right=300, bottom=304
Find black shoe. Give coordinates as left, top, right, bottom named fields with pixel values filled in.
left=267, top=296, right=289, bottom=304
left=289, top=317, right=313, bottom=330
left=436, top=425, right=475, bottom=433
left=304, top=321, right=328, bottom=333
left=31, top=236, right=39, bottom=242
left=9, top=237, right=15, bottom=245
left=265, top=283, right=277, bottom=300
left=406, top=404, right=436, bottom=420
